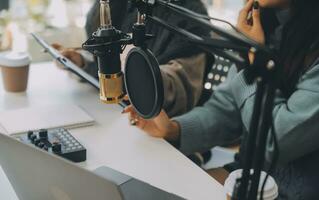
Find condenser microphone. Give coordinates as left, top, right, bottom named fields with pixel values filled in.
left=97, top=0, right=124, bottom=104
left=83, top=0, right=127, bottom=104
left=83, top=0, right=164, bottom=119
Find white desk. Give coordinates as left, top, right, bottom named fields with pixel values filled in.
left=0, top=62, right=225, bottom=200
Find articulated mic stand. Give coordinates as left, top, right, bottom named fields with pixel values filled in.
left=233, top=50, right=278, bottom=200
left=131, top=1, right=279, bottom=199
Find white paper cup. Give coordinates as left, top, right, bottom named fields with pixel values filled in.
left=0, top=51, right=31, bottom=92
left=224, top=169, right=278, bottom=200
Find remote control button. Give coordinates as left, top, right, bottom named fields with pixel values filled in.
left=52, top=144, right=62, bottom=154
left=27, top=131, right=34, bottom=139
left=39, top=129, right=48, bottom=139
left=38, top=142, right=45, bottom=148
left=52, top=140, right=59, bottom=145
left=34, top=138, right=41, bottom=146
left=71, top=147, right=76, bottom=150
left=30, top=135, right=37, bottom=143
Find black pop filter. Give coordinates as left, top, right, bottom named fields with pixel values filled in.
left=124, top=47, right=164, bottom=119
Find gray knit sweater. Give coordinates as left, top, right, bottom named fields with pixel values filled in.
left=175, top=31, right=319, bottom=200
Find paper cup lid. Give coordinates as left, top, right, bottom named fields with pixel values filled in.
left=0, top=51, right=31, bottom=67
left=224, top=169, right=278, bottom=200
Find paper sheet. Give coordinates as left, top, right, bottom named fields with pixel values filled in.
left=0, top=104, right=95, bottom=135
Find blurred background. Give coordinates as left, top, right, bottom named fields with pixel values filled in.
left=0, top=0, right=243, bottom=62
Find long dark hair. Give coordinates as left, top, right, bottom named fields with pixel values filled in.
left=261, top=0, right=319, bottom=96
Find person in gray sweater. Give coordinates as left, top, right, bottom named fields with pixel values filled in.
left=124, top=0, right=319, bottom=199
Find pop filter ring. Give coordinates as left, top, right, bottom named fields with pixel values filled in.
left=124, top=47, right=164, bottom=119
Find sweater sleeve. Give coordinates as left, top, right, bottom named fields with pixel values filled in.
left=174, top=66, right=243, bottom=155
left=161, top=53, right=206, bottom=117
left=174, top=63, right=319, bottom=164
left=235, top=64, right=319, bottom=165
left=268, top=64, right=319, bottom=164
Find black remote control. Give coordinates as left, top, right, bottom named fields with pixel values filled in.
left=17, top=128, right=86, bottom=163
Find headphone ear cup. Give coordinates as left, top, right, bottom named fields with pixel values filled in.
left=124, top=47, right=164, bottom=119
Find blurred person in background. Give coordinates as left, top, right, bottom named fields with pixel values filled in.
left=0, top=0, right=9, bottom=11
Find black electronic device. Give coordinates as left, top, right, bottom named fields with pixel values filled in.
left=16, top=128, right=86, bottom=163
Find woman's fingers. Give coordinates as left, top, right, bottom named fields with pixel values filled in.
left=122, top=107, right=173, bottom=139
left=122, top=107, right=169, bottom=138
left=243, top=0, right=255, bottom=11
left=122, top=106, right=140, bottom=126
left=136, top=118, right=147, bottom=130
left=61, top=49, right=73, bottom=58
left=152, top=110, right=170, bottom=129
left=122, top=106, right=134, bottom=114
left=252, top=1, right=262, bottom=28
left=238, top=0, right=255, bottom=24
left=129, top=110, right=139, bottom=125
left=123, top=106, right=153, bottom=131
left=52, top=43, right=63, bottom=51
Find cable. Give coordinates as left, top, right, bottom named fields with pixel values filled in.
left=160, top=0, right=258, bottom=48
left=187, top=12, right=240, bottom=32
left=259, top=122, right=279, bottom=200
left=161, top=1, right=240, bottom=32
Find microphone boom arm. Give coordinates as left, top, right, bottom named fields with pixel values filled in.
left=131, top=1, right=279, bottom=200
left=148, top=15, right=248, bottom=67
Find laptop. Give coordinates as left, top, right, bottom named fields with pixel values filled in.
left=0, top=132, right=184, bottom=200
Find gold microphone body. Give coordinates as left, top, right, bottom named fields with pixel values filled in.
left=99, top=71, right=125, bottom=104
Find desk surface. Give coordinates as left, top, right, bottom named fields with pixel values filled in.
left=0, top=62, right=225, bottom=200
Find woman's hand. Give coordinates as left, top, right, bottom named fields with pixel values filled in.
left=52, top=43, right=85, bottom=68
left=122, top=106, right=180, bottom=142
left=237, top=0, right=265, bottom=45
